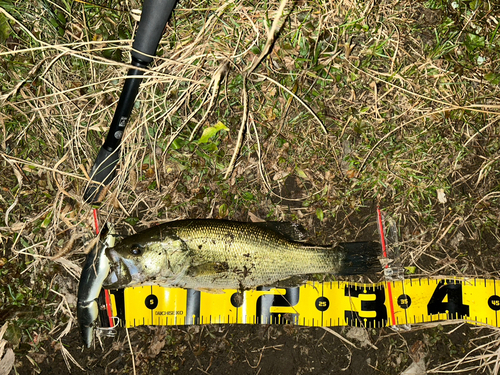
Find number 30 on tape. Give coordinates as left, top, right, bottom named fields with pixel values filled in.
left=104, top=278, right=500, bottom=329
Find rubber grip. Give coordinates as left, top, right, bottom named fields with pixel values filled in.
left=132, top=0, right=178, bottom=63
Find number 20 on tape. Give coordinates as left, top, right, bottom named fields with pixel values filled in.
left=104, top=278, right=500, bottom=329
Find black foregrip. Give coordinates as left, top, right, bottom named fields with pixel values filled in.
left=83, top=66, right=143, bottom=204
left=132, top=0, right=178, bottom=63
left=83, top=147, right=120, bottom=203
left=102, top=66, right=144, bottom=151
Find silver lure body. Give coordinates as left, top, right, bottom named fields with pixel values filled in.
left=77, top=224, right=115, bottom=348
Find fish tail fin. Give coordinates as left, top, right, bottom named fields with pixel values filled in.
left=336, top=241, right=381, bottom=275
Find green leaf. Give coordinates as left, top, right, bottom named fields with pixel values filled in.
left=251, top=45, right=261, bottom=54
left=295, top=167, right=308, bottom=179
left=56, top=11, right=66, bottom=26
left=218, top=203, right=228, bottom=218
left=469, top=0, right=481, bottom=10
left=464, top=33, right=485, bottom=52
left=405, top=266, right=417, bottom=274
left=197, top=121, right=229, bottom=144
left=0, top=14, right=11, bottom=43
left=485, top=72, right=500, bottom=85
left=299, top=37, right=310, bottom=57
left=316, top=207, right=324, bottom=221
left=41, top=211, right=53, bottom=229
left=241, top=192, right=254, bottom=200
left=171, top=138, right=185, bottom=150
left=125, top=217, right=140, bottom=226
left=118, top=25, right=130, bottom=39
left=201, top=142, right=218, bottom=152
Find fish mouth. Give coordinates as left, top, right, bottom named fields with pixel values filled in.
left=103, top=248, right=131, bottom=288
left=105, top=247, right=122, bottom=263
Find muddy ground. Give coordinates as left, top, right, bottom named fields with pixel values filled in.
left=13, top=312, right=489, bottom=374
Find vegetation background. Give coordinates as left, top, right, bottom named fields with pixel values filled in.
left=0, top=0, right=499, bottom=373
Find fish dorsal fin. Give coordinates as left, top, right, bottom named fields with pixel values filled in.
left=253, top=222, right=308, bottom=242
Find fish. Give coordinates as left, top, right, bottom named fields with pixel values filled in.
left=103, top=219, right=380, bottom=291
left=77, top=224, right=116, bottom=348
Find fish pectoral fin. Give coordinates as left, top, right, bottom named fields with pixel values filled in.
left=187, top=261, right=230, bottom=277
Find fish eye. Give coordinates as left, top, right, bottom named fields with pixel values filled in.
left=130, top=244, right=142, bottom=256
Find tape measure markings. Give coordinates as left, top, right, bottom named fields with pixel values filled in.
left=107, top=278, right=500, bottom=330
left=387, top=282, right=395, bottom=326
left=494, top=279, right=498, bottom=327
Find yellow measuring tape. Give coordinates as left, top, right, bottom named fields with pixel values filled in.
left=103, top=277, right=500, bottom=329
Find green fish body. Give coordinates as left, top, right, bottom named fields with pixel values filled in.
left=103, top=220, right=380, bottom=290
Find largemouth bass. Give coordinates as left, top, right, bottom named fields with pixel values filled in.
left=103, top=220, right=381, bottom=291
left=77, top=224, right=115, bottom=348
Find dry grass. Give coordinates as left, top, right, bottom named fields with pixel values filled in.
left=1, top=0, right=500, bottom=373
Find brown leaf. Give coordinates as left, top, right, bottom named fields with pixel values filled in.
left=0, top=349, right=15, bottom=375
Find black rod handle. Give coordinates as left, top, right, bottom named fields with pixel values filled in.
left=102, top=65, right=144, bottom=152
left=132, top=0, right=178, bottom=64
left=83, top=65, right=144, bottom=203
left=83, top=0, right=179, bottom=204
